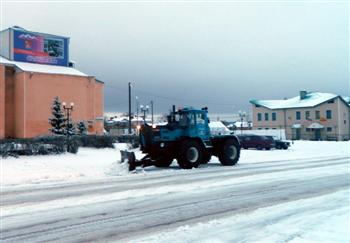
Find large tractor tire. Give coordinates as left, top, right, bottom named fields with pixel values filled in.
left=177, top=140, right=203, bottom=169
left=219, top=139, right=240, bottom=166
left=201, top=151, right=212, bottom=164
left=154, top=156, right=174, bottom=167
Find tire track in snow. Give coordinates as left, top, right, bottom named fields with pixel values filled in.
left=1, top=173, right=349, bottom=242
left=1, top=156, right=349, bottom=207
left=3, top=155, right=347, bottom=194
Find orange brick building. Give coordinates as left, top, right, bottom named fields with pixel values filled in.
left=0, top=27, right=104, bottom=138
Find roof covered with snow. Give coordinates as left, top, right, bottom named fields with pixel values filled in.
left=0, top=56, right=88, bottom=77
left=343, top=96, right=350, bottom=104
left=250, top=92, right=349, bottom=110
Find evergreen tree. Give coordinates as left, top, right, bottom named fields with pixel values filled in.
left=49, top=97, right=66, bottom=135
left=66, top=121, right=76, bottom=136
left=77, top=121, right=87, bottom=135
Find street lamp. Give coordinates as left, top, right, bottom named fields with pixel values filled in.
left=62, top=102, right=74, bottom=137
left=238, top=110, right=246, bottom=134
left=140, top=105, right=149, bottom=123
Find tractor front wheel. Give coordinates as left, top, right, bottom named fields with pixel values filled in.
left=219, top=139, right=240, bottom=166
left=177, top=140, right=203, bottom=169
left=201, top=151, right=212, bottom=164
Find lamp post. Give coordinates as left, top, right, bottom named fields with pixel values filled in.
left=62, top=102, right=74, bottom=137
left=238, top=110, right=246, bottom=135
left=140, top=105, right=149, bottom=123
left=128, top=82, right=132, bottom=135
left=150, top=100, right=153, bottom=125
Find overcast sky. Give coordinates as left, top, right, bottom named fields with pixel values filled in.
left=1, top=1, right=349, bottom=114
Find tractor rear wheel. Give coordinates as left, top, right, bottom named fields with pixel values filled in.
left=219, top=139, right=240, bottom=166
left=177, top=140, right=203, bottom=169
left=154, top=156, right=174, bottom=167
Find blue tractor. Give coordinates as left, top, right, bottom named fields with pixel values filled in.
left=121, top=106, right=240, bottom=171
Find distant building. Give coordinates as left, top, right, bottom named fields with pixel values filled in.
left=250, top=91, right=350, bottom=141
left=0, top=26, right=104, bottom=138
left=105, top=116, right=150, bottom=136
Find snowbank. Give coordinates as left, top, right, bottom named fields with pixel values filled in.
left=1, top=143, right=130, bottom=187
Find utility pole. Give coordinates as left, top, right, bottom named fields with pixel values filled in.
left=128, top=82, right=131, bottom=134
left=151, top=100, right=154, bottom=125
left=136, top=96, right=139, bottom=129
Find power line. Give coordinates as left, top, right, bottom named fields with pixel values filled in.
left=105, top=84, right=237, bottom=107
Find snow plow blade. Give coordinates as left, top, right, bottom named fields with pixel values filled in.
left=120, top=150, right=154, bottom=171
left=120, top=150, right=137, bottom=171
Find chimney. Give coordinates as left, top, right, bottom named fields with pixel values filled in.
left=300, top=91, right=307, bottom=100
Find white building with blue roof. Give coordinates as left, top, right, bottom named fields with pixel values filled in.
left=250, top=91, right=350, bottom=141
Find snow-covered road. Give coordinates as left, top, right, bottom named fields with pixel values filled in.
left=1, top=142, right=349, bottom=242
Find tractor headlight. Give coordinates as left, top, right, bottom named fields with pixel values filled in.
left=152, top=124, right=157, bottom=129
left=160, top=143, right=165, bottom=148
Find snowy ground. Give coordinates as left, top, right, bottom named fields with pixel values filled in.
left=1, top=141, right=349, bottom=242
left=1, top=141, right=348, bottom=187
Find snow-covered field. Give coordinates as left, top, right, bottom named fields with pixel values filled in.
left=1, top=141, right=349, bottom=242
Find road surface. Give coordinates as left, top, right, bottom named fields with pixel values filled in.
left=1, top=155, right=349, bottom=242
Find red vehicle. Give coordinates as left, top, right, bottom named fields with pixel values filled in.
left=237, top=134, right=275, bottom=150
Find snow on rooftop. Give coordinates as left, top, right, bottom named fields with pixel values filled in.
left=343, top=96, right=350, bottom=104
left=250, top=92, right=339, bottom=109
left=0, top=56, right=88, bottom=77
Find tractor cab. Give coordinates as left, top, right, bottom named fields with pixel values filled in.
left=164, top=107, right=211, bottom=141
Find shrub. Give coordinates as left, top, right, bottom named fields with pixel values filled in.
left=0, top=136, right=69, bottom=157
left=0, top=134, right=138, bottom=158
left=76, top=135, right=117, bottom=148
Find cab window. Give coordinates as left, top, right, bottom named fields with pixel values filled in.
left=196, top=113, right=205, bottom=124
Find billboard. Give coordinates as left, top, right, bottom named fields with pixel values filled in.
left=13, top=29, right=69, bottom=66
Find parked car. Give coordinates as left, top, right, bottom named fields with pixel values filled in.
left=237, top=134, right=275, bottom=150
left=265, top=136, right=290, bottom=150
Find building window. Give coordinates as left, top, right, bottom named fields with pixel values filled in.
left=265, top=128, right=269, bottom=130
left=315, top=110, right=320, bottom=119
left=258, top=113, right=262, bottom=121
left=305, top=111, right=310, bottom=120
left=326, top=110, right=332, bottom=119
left=255, top=104, right=261, bottom=108
left=327, top=99, right=334, bottom=104
left=258, top=128, right=262, bottom=130
left=265, top=113, right=269, bottom=121
left=327, top=127, right=332, bottom=132
left=306, top=128, right=311, bottom=132
left=272, top=128, right=276, bottom=129
left=272, top=112, right=276, bottom=121
left=296, top=111, right=301, bottom=120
